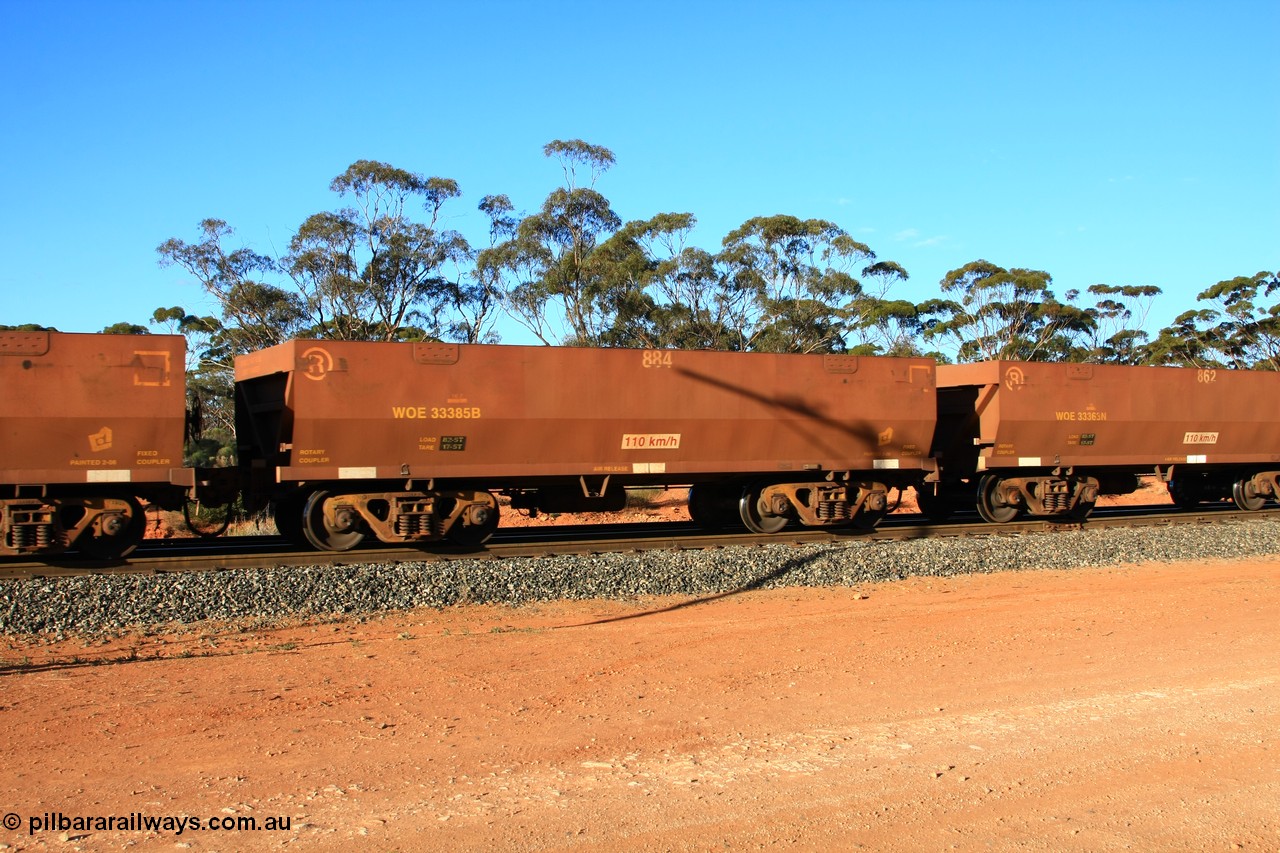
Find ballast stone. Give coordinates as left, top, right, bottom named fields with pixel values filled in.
left=2, top=519, right=1279, bottom=636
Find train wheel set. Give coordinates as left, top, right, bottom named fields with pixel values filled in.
left=282, top=487, right=501, bottom=552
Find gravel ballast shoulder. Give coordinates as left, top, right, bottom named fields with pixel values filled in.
left=3, top=520, right=1279, bottom=637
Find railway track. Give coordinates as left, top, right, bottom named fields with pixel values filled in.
left=2, top=503, right=1275, bottom=581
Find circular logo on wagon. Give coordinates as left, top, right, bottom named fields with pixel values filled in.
left=301, top=346, right=335, bottom=381
left=1003, top=366, right=1026, bottom=391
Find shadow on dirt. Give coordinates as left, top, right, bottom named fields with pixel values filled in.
left=560, top=548, right=841, bottom=628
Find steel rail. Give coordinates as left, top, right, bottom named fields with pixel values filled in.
left=1, top=503, right=1276, bottom=581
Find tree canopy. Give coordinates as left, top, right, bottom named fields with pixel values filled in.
left=140, top=142, right=1273, bottom=381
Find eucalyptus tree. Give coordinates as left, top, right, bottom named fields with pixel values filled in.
left=923, top=260, right=1095, bottom=362
left=590, top=213, right=748, bottom=351
left=840, top=260, right=931, bottom=357
left=156, top=220, right=308, bottom=464
left=1143, top=271, right=1280, bottom=369
left=1193, top=271, right=1280, bottom=369
left=846, top=297, right=930, bottom=357
left=1082, top=283, right=1162, bottom=364
left=283, top=160, right=473, bottom=342
left=717, top=215, right=883, bottom=354
left=449, top=194, right=518, bottom=345
left=478, top=139, right=623, bottom=345
left=157, top=160, right=489, bottom=464
left=100, top=322, right=151, bottom=335
left=159, top=161, right=483, bottom=348
left=156, top=218, right=305, bottom=353
left=144, top=306, right=237, bottom=464
left=1144, top=308, right=1224, bottom=368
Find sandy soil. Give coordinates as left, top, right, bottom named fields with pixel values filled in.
left=1, top=549, right=1276, bottom=851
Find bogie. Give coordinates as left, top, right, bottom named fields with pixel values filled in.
left=289, top=487, right=501, bottom=551
left=739, top=484, right=789, bottom=534
left=1233, top=477, right=1267, bottom=511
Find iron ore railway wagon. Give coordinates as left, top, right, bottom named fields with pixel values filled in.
left=925, top=360, right=1280, bottom=522
left=0, top=331, right=196, bottom=558
left=233, top=341, right=939, bottom=550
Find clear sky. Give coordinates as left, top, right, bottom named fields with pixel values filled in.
left=2, top=0, right=1276, bottom=344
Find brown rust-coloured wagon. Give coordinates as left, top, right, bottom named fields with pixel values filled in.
left=0, top=331, right=192, bottom=557
left=930, top=360, right=1280, bottom=522
left=235, top=341, right=938, bottom=549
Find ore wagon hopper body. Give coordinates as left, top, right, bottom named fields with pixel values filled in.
left=930, top=360, right=1280, bottom=522
left=235, top=341, right=938, bottom=549
left=0, top=331, right=192, bottom=557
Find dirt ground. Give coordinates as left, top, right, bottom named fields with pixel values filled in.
left=1, top=547, right=1276, bottom=851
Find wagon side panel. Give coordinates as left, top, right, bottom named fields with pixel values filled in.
left=239, top=343, right=937, bottom=485
left=0, top=331, right=187, bottom=486
left=937, top=361, right=1280, bottom=471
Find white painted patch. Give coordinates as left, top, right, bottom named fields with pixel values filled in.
left=1018, top=457, right=1042, bottom=467
left=873, top=459, right=900, bottom=469
left=339, top=467, right=377, bottom=479
left=1185, top=454, right=1208, bottom=464
left=87, top=470, right=131, bottom=483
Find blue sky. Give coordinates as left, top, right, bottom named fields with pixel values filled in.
left=2, top=0, right=1276, bottom=344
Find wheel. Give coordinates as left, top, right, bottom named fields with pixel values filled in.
left=76, top=497, right=146, bottom=559
left=272, top=490, right=310, bottom=546
left=687, top=485, right=742, bottom=529
left=1168, top=477, right=1203, bottom=509
left=302, top=491, right=366, bottom=551
left=1067, top=498, right=1096, bottom=520
left=1232, top=478, right=1266, bottom=511
left=183, top=498, right=232, bottom=538
left=914, top=486, right=954, bottom=524
left=739, top=485, right=788, bottom=534
left=976, top=475, right=1019, bottom=523
left=850, top=503, right=888, bottom=530
left=446, top=495, right=500, bottom=546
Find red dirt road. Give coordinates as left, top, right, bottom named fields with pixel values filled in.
left=1, top=556, right=1277, bottom=851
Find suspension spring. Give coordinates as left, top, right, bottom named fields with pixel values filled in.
left=399, top=512, right=434, bottom=537
left=9, top=523, right=54, bottom=551
left=817, top=500, right=853, bottom=521
left=1044, top=491, right=1070, bottom=512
